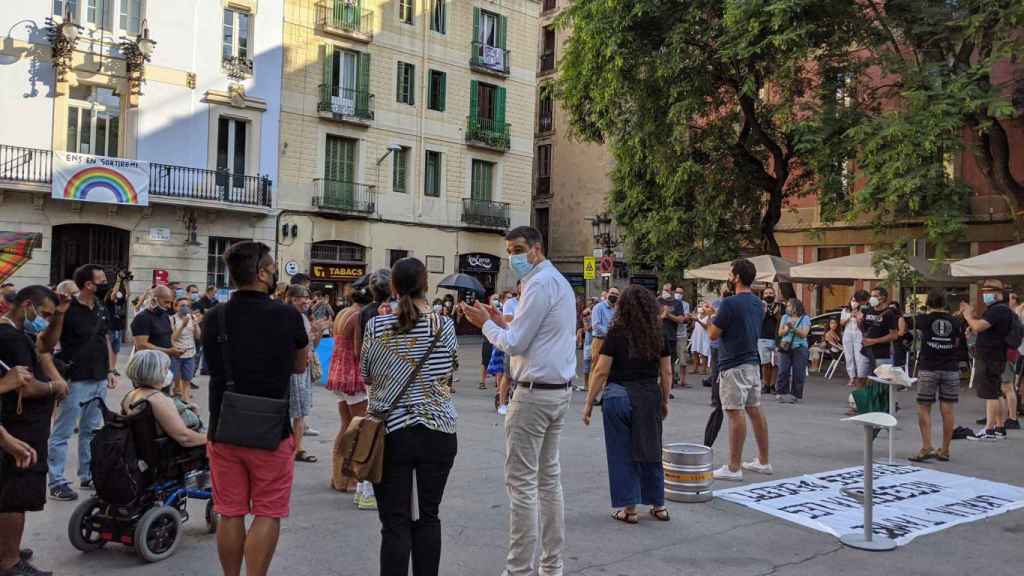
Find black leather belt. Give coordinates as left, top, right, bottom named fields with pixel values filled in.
left=515, top=381, right=571, bottom=390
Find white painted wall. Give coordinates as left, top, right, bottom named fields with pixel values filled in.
left=0, top=1, right=56, bottom=149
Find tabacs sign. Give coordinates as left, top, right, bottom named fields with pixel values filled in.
left=310, top=262, right=366, bottom=282
left=459, top=253, right=500, bottom=274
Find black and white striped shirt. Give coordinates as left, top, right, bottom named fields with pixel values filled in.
left=361, top=312, right=458, bottom=434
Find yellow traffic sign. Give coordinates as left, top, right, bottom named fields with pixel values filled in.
left=583, top=257, right=596, bottom=280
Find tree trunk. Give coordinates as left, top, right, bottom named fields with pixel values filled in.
left=971, top=118, right=1024, bottom=241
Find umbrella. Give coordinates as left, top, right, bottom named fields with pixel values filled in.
left=684, top=254, right=797, bottom=283
left=0, top=232, right=42, bottom=285
left=436, top=273, right=486, bottom=296
left=789, top=251, right=955, bottom=284
left=950, top=243, right=1024, bottom=278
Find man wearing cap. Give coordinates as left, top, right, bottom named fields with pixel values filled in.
left=961, top=279, right=1015, bottom=440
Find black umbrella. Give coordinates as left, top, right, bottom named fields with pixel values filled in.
left=437, top=273, right=486, bottom=296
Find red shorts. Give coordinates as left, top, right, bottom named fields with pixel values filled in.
left=208, top=437, right=295, bottom=518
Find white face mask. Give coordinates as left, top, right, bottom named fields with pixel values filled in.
left=869, top=297, right=880, bottom=307
left=661, top=291, right=672, bottom=300
left=164, top=369, right=174, bottom=388
left=674, top=293, right=683, bottom=301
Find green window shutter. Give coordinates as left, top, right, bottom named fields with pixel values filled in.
left=498, top=14, right=507, bottom=50
left=471, top=160, right=480, bottom=199
left=409, top=64, right=415, bottom=106
left=322, top=44, right=334, bottom=105
left=473, top=7, right=480, bottom=43
left=357, top=52, right=371, bottom=114
left=396, top=62, right=405, bottom=103
left=483, top=162, right=492, bottom=200
left=439, top=72, right=446, bottom=112
left=495, top=85, right=507, bottom=126
left=470, top=80, right=479, bottom=119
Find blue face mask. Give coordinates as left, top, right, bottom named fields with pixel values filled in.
left=25, top=316, right=48, bottom=335
left=509, top=253, right=535, bottom=279
left=982, top=292, right=997, bottom=306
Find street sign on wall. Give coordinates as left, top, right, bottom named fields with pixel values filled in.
left=583, top=257, right=596, bottom=280
left=599, top=255, right=615, bottom=274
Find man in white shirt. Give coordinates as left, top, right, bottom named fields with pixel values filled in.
left=462, top=226, right=576, bottom=576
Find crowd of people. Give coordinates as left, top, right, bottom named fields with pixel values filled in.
left=2, top=236, right=1023, bottom=575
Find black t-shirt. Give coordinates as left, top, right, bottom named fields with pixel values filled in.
left=657, top=298, right=684, bottom=342
left=761, top=302, right=783, bottom=339
left=196, top=296, right=219, bottom=314
left=600, top=326, right=671, bottom=383
left=0, top=323, right=53, bottom=445
left=976, top=301, right=1014, bottom=360
left=861, top=306, right=898, bottom=359
left=106, top=295, right=127, bottom=331
left=359, top=301, right=384, bottom=340
left=911, top=312, right=961, bottom=372
left=203, top=290, right=309, bottom=439
left=130, top=308, right=173, bottom=350
left=59, top=297, right=111, bottom=381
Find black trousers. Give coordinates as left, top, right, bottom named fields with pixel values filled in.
left=373, top=425, right=458, bottom=576
left=704, top=348, right=723, bottom=447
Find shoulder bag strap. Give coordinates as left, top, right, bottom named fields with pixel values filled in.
left=216, top=301, right=235, bottom=393
left=379, top=314, right=444, bottom=415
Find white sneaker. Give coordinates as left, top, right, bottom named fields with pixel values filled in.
left=742, top=459, right=773, bottom=475
left=713, top=465, right=743, bottom=481
left=497, top=404, right=508, bottom=416
left=303, top=425, right=321, bottom=437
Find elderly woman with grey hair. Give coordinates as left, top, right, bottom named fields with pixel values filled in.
left=122, top=350, right=207, bottom=447
left=775, top=297, right=812, bottom=404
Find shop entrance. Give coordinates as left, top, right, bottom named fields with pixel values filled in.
left=50, top=224, right=129, bottom=284
left=309, top=240, right=367, bottom=308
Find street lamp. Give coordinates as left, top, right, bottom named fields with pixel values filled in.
left=590, top=212, right=621, bottom=290
left=120, top=20, right=157, bottom=96
left=375, top=143, right=403, bottom=194
left=46, top=8, right=82, bottom=83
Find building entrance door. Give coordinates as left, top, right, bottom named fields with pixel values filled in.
left=50, top=224, right=129, bottom=284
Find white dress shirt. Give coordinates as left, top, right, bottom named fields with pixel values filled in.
left=483, top=260, right=577, bottom=384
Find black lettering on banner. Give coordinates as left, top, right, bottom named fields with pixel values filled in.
left=925, top=495, right=1013, bottom=518
left=869, top=481, right=945, bottom=505
left=736, top=480, right=832, bottom=503
left=817, top=464, right=917, bottom=487
left=779, top=494, right=864, bottom=520
left=852, top=514, right=946, bottom=539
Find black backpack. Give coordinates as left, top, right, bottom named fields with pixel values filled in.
left=1005, top=312, right=1023, bottom=351
left=88, top=399, right=147, bottom=507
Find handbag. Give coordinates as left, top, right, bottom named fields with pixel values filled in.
left=209, top=302, right=290, bottom=451
left=777, top=316, right=801, bottom=353
left=339, top=317, right=443, bottom=484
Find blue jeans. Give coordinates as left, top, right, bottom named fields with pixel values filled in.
left=601, top=384, right=665, bottom=508
left=776, top=347, right=809, bottom=399
left=48, top=379, right=108, bottom=488
left=110, top=330, right=122, bottom=354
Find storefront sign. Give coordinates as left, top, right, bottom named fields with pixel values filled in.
left=152, top=269, right=169, bottom=286
left=311, top=262, right=366, bottom=281
left=459, top=253, right=500, bottom=274
left=52, top=152, right=150, bottom=206
left=284, top=260, right=300, bottom=276
left=148, top=227, right=171, bottom=242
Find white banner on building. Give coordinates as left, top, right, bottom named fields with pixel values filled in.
left=716, top=464, right=1024, bottom=545
left=52, top=152, right=150, bottom=206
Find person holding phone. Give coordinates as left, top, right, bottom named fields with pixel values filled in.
left=170, top=297, right=201, bottom=402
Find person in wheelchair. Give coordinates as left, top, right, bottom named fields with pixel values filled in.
left=122, top=350, right=206, bottom=447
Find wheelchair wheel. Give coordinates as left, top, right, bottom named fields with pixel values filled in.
left=68, top=497, right=107, bottom=552
left=135, top=506, right=183, bottom=563
left=205, top=500, right=219, bottom=534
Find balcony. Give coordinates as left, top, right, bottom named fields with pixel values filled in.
left=318, top=85, right=374, bottom=125
left=470, top=41, right=510, bottom=77
left=222, top=55, right=253, bottom=80
left=317, top=2, right=373, bottom=42
left=466, top=116, right=511, bottom=152
left=0, top=144, right=272, bottom=210
left=312, top=178, right=376, bottom=216
left=535, top=176, right=551, bottom=198
left=461, top=198, right=510, bottom=230
left=539, top=51, right=555, bottom=75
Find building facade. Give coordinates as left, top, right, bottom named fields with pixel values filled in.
left=0, top=0, right=283, bottom=295
left=276, top=0, right=539, bottom=298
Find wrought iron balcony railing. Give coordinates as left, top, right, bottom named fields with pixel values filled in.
left=470, top=41, right=510, bottom=76
left=539, top=51, right=555, bottom=74
left=222, top=55, right=254, bottom=80
left=318, top=85, right=374, bottom=122
left=466, top=116, right=511, bottom=151
left=312, top=178, right=376, bottom=215
left=461, top=198, right=510, bottom=230
left=0, top=143, right=272, bottom=208
left=317, top=2, right=374, bottom=39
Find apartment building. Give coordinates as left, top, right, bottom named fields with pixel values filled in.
left=276, top=0, right=539, bottom=297
left=0, top=0, right=283, bottom=295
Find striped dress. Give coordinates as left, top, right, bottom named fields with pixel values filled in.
left=360, top=311, right=458, bottom=435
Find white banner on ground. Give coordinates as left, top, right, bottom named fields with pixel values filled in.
left=716, top=464, right=1024, bottom=546
left=52, top=151, right=150, bottom=206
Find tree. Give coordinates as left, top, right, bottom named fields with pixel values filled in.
left=799, top=0, right=1024, bottom=254
left=556, top=0, right=867, bottom=278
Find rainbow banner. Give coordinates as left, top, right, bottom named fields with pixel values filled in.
left=52, top=152, right=149, bottom=206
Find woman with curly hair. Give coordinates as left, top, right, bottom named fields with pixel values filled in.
left=582, top=285, right=672, bottom=524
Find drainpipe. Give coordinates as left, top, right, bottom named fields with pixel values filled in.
left=417, top=0, right=429, bottom=222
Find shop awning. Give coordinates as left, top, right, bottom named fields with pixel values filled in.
left=950, top=243, right=1024, bottom=278
left=789, top=251, right=954, bottom=284
left=683, top=254, right=797, bottom=283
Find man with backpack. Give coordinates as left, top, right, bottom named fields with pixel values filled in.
left=0, top=286, right=68, bottom=576
left=961, top=279, right=1021, bottom=440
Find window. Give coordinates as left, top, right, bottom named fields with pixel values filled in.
left=399, top=0, right=413, bottom=25
left=535, top=208, right=550, bottom=250
left=323, top=46, right=371, bottom=116
left=540, top=26, right=555, bottom=72
left=474, top=9, right=505, bottom=49
left=55, top=0, right=142, bottom=32
left=471, top=160, right=494, bottom=201
left=473, top=81, right=499, bottom=120
left=430, top=0, right=446, bottom=33
left=323, top=135, right=357, bottom=207
left=393, top=147, right=408, bottom=193
left=425, top=150, right=442, bottom=197
left=428, top=70, right=446, bottom=112
left=207, top=236, right=248, bottom=289
left=54, top=0, right=80, bottom=20
left=536, top=144, right=551, bottom=196
left=542, top=0, right=557, bottom=11
left=66, top=85, right=121, bottom=156
left=223, top=8, right=252, bottom=62
left=396, top=61, right=415, bottom=105
left=216, top=116, right=248, bottom=185
left=538, top=92, right=553, bottom=132
left=87, top=0, right=110, bottom=28
left=389, top=249, right=410, bottom=268
left=119, top=0, right=142, bottom=34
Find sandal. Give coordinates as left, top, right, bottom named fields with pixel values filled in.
left=650, top=507, right=670, bottom=522
left=295, top=451, right=318, bottom=463
left=611, top=509, right=638, bottom=524
left=934, top=450, right=950, bottom=462
left=479, top=382, right=487, bottom=390
left=908, top=449, right=935, bottom=463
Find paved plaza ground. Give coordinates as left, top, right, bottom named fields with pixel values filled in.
left=22, top=337, right=1024, bottom=575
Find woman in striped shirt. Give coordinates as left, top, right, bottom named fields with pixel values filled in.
left=360, top=257, right=458, bottom=576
